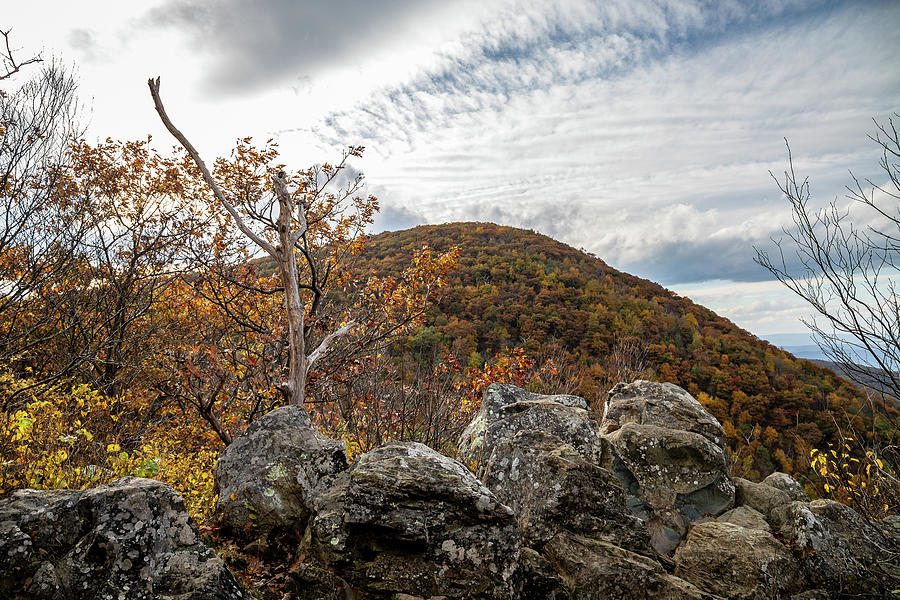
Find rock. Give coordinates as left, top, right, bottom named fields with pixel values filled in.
left=674, top=521, right=801, bottom=599
left=0, top=477, right=246, bottom=600
left=733, top=477, right=792, bottom=518
left=761, top=472, right=809, bottom=501
left=600, top=381, right=734, bottom=555
left=308, top=441, right=520, bottom=599
left=518, top=546, right=570, bottom=600
left=601, top=381, right=726, bottom=448
left=458, top=383, right=604, bottom=473
left=214, top=405, right=347, bottom=538
left=716, top=506, right=770, bottom=532
left=286, top=562, right=347, bottom=600
left=482, top=429, right=651, bottom=554
left=542, top=532, right=716, bottom=600
left=771, top=499, right=886, bottom=596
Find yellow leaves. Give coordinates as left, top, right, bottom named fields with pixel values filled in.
left=106, top=443, right=121, bottom=453
left=810, top=439, right=894, bottom=518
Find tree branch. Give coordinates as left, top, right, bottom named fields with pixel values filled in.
left=306, top=320, right=357, bottom=375
left=147, top=77, right=277, bottom=257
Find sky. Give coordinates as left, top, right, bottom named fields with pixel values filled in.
left=4, top=0, right=899, bottom=343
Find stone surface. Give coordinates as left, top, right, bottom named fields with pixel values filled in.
left=772, top=499, right=886, bottom=596
left=518, top=546, right=570, bottom=600
left=600, top=381, right=734, bottom=554
left=716, top=506, right=770, bottom=532
left=0, top=477, right=246, bottom=600
left=308, top=441, right=520, bottom=599
left=733, top=477, right=792, bottom=518
left=214, top=405, right=347, bottom=538
left=542, top=532, right=716, bottom=600
left=600, top=381, right=725, bottom=448
left=482, top=429, right=651, bottom=554
left=458, top=383, right=603, bottom=473
left=674, top=521, right=801, bottom=599
left=761, top=472, right=809, bottom=501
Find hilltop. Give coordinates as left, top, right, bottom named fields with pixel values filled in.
left=353, top=222, right=897, bottom=480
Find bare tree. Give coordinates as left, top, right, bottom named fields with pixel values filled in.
left=0, top=60, right=86, bottom=399
left=755, top=114, right=900, bottom=426
left=147, top=77, right=360, bottom=424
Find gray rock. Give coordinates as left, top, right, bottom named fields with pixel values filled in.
left=542, top=532, right=717, bottom=600
left=308, top=441, right=520, bottom=599
left=600, top=381, right=734, bottom=555
left=733, top=477, right=792, bottom=518
left=214, top=405, right=347, bottom=538
left=771, top=499, right=886, bottom=596
left=716, top=506, right=770, bottom=532
left=482, top=429, right=651, bottom=555
left=0, top=477, right=246, bottom=600
left=458, top=383, right=603, bottom=473
left=674, top=521, right=802, bottom=599
left=601, top=380, right=725, bottom=448
left=761, top=472, right=809, bottom=502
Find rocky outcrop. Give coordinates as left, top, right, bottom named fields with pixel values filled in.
left=542, top=532, right=714, bottom=600
left=600, top=380, right=735, bottom=554
left=771, top=499, right=888, bottom=597
left=468, top=384, right=714, bottom=599
left=674, top=521, right=802, bottom=599
left=306, top=441, right=520, bottom=599
left=458, top=383, right=605, bottom=473
left=214, top=405, right=347, bottom=539
left=482, top=429, right=651, bottom=554
left=0, top=477, right=246, bottom=600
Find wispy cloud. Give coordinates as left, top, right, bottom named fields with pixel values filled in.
left=276, top=0, right=898, bottom=291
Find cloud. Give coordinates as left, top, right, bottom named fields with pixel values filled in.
left=141, top=0, right=491, bottom=96
left=291, top=0, right=899, bottom=285
left=369, top=202, right=426, bottom=233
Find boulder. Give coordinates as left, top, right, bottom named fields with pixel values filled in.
left=600, top=381, right=726, bottom=448
left=482, top=429, right=651, bottom=554
left=307, top=441, right=520, bottom=599
left=0, top=477, right=246, bottom=600
left=716, top=506, right=770, bottom=532
left=600, top=381, right=734, bottom=554
left=458, top=383, right=604, bottom=473
left=214, top=405, right=347, bottom=538
left=733, top=477, right=792, bottom=519
left=761, top=472, right=809, bottom=501
left=674, top=521, right=801, bottom=599
left=771, top=499, right=886, bottom=596
left=542, top=532, right=715, bottom=600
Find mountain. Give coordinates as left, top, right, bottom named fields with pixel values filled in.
left=354, top=222, right=898, bottom=481
left=761, top=333, right=830, bottom=361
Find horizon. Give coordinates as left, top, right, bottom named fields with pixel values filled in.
left=4, top=0, right=899, bottom=340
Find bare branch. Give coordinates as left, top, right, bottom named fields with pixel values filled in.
left=306, top=320, right=357, bottom=375
left=0, top=28, right=42, bottom=82
left=146, top=77, right=277, bottom=257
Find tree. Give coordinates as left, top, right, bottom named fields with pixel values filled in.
left=147, top=78, right=457, bottom=431
left=1, top=50, right=87, bottom=402
left=148, top=77, right=367, bottom=424
left=755, top=115, right=900, bottom=425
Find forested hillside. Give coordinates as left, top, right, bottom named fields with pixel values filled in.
left=354, top=222, right=898, bottom=481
